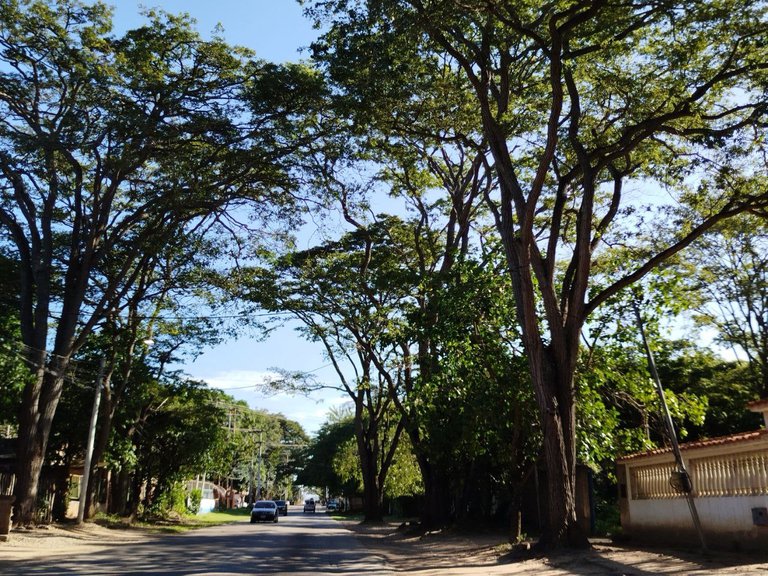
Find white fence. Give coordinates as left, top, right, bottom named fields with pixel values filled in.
left=631, top=450, right=768, bottom=500
left=618, top=434, right=768, bottom=551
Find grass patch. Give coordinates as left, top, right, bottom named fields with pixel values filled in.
left=330, top=512, right=364, bottom=522
left=92, top=507, right=250, bottom=535
left=194, top=508, right=250, bottom=524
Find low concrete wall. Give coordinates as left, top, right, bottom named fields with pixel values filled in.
left=624, top=495, right=768, bottom=550
left=618, top=433, right=768, bottom=551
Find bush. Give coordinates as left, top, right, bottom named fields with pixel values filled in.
left=187, top=489, right=202, bottom=515
left=146, top=482, right=188, bottom=519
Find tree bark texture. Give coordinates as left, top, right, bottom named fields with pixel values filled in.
left=414, top=453, right=452, bottom=530
left=356, top=431, right=384, bottom=522
left=14, top=355, right=68, bottom=526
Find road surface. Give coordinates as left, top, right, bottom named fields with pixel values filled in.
left=0, top=507, right=393, bottom=575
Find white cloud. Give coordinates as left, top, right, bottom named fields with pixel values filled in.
left=192, top=369, right=349, bottom=435
left=199, top=369, right=281, bottom=391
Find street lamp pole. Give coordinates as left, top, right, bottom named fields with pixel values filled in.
left=256, top=430, right=263, bottom=499
left=77, top=357, right=105, bottom=524
left=633, top=302, right=707, bottom=551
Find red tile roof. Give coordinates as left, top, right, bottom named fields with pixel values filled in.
left=617, top=429, right=768, bottom=462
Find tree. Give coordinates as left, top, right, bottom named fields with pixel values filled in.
left=401, top=258, right=539, bottom=535
left=79, top=225, right=240, bottom=520
left=124, top=378, right=226, bottom=517
left=576, top=264, right=708, bottom=465
left=299, top=77, right=515, bottom=528
left=654, top=346, right=759, bottom=440
left=330, top=416, right=422, bottom=502
left=297, top=417, right=359, bottom=497
left=687, top=214, right=768, bottom=397
left=242, top=221, right=414, bottom=521
left=305, top=0, right=768, bottom=547
left=0, top=1, right=318, bottom=525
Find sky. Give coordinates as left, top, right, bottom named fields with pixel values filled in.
left=110, top=1, right=350, bottom=435
left=112, top=1, right=317, bottom=63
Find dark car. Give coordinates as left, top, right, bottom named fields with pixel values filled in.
left=274, top=499, right=288, bottom=516
left=250, top=500, right=279, bottom=523
left=303, top=498, right=316, bottom=513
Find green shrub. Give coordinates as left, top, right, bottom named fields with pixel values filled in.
left=147, top=481, right=188, bottom=519
left=187, top=489, right=202, bottom=515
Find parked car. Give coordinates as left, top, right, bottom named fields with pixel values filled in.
left=303, top=499, right=316, bottom=513
left=250, top=500, right=279, bottom=523
left=274, top=499, right=288, bottom=516
left=326, top=499, right=339, bottom=512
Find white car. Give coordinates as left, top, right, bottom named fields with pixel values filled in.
left=250, top=500, right=279, bottom=523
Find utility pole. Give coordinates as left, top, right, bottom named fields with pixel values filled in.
left=633, top=303, right=707, bottom=551
left=248, top=456, right=254, bottom=505
left=256, top=430, right=263, bottom=499
left=77, top=357, right=105, bottom=524
left=240, top=428, right=263, bottom=503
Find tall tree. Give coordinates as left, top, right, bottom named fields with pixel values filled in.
left=123, top=377, right=227, bottom=517
left=305, top=0, right=768, bottom=547
left=297, top=417, right=359, bottom=497
left=242, top=221, right=413, bottom=521
left=401, top=257, right=539, bottom=534
left=79, top=224, right=235, bottom=520
left=687, top=214, right=768, bottom=397
left=0, top=1, right=317, bottom=524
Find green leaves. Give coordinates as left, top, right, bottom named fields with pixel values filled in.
left=0, top=0, right=334, bottom=524
left=682, top=213, right=768, bottom=397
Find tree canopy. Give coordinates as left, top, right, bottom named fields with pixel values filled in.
left=304, top=0, right=768, bottom=547
left=2, top=0, right=767, bottom=548
left=0, top=0, right=322, bottom=525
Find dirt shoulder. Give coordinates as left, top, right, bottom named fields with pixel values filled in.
left=0, top=522, right=151, bottom=561
left=340, top=520, right=768, bottom=575
left=3, top=519, right=768, bottom=574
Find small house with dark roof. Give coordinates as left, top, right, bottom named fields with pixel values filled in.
left=617, top=399, right=768, bottom=551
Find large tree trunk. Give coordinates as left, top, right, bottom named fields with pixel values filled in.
left=109, top=467, right=131, bottom=516
left=360, top=464, right=384, bottom=522
left=356, top=429, right=384, bottom=523
left=14, top=357, right=67, bottom=526
left=528, top=344, right=588, bottom=548
left=412, top=448, right=452, bottom=530
left=538, top=396, right=584, bottom=547
left=499, top=216, right=588, bottom=548
left=393, top=377, right=452, bottom=530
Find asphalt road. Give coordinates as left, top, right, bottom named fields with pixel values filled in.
left=0, top=507, right=394, bottom=576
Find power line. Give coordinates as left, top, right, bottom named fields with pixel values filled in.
left=126, top=311, right=291, bottom=322
left=0, top=339, right=102, bottom=390
left=208, top=363, right=333, bottom=392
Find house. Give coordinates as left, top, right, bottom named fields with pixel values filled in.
left=185, top=478, right=226, bottom=514
left=64, top=464, right=109, bottom=519
left=617, top=398, right=768, bottom=551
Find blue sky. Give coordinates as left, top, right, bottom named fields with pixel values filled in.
left=111, top=1, right=348, bottom=435
left=111, top=0, right=317, bottom=63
